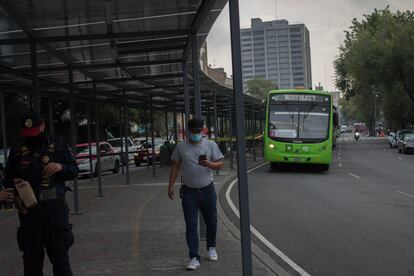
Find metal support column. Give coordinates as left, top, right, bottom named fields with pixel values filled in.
left=94, top=82, right=103, bottom=197
left=119, top=106, right=125, bottom=174
left=0, top=91, right=8, bottom=163
left=213, top=93, right=219, bottom=178
left=183, top=62, right=190, bottom=138
left=48, top=98, right=54, bottom=135
left=229, top=98, right=234, bottom=169
left=181, top=112, right=185, bottom=141
left=150, top=97, right=156, bottom=177
left=123, top=91, right=130, bottom=185
left=259, top=109, right=264, bottom=157
left=86, top=105, right=94, bottom=180
left=191, top=34, right=201, bottom=119
left=229, top=0, right=253, bottom=274
left=173, top=101, right=178, bottom=143
left=165, top=109, right=169, bottom=142
left=207, top=104, right=212, bottom=139
left=252, top=105, right=256, bottom=161
left=144, top=110, right=150, bottom=170
left=31, top=40, right=40, bottom=113
left=68, top=67, right=80, bottom=214
left=213, top=92, right=218, bottom=144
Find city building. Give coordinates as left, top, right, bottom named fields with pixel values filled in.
left=240, top=18, right=312, bottom=91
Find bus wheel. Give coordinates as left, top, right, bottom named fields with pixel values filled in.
left=320, top=164, right=330, bottom=171
left=270, top=162, right=279, bottom=171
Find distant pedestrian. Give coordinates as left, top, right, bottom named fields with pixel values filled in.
left=168, top=118, right=224, bottom=270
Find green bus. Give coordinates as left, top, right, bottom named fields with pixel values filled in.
left=264, top=89, right=338, bottom=171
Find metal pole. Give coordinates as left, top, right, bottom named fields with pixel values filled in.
left=259, top=109, right=264, bottom=157
left=144, top=110, right=150, bottom=170
left=119, top=105, right=125, bottom=174
left=31, top=40, right=40, bottom=113
left=181, top=112, right=185, bottom=141
left=173, top=101, right=178, bottom=143
left=123, top=91, right=130, bottom=185
left=165, top=109, right=169, bottom=143
left=150, top=97, right=156, bottom=177
left=207, top=104, right=212, bottom=139
left=48, top=98, right=54, bottom=135
left=86, top=105, right=94, bottom=180
left=229, top=0, right=253, bottom=274
left=0, top=91, right=8, bottom=163
left=213, top=92, right=218, bottom=143
left=252, top=105, right=256, bottom=161
left=68, top=67, right=80, bottom=214
left=229, top=98, right=234, bottom=169
left=183, top=62, right=190, bottom=138
left=191, top=34, right=201, bottom=119
left=94, top=82, right=103, bottom=197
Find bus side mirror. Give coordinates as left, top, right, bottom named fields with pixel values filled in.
left=333, top=113, right=339, bottom=127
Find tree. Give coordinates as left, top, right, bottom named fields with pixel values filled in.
left=335, top=8, right=414, bottom=133
left=246, top=78, right=277, bottom=99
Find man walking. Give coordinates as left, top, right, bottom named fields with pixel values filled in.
left=4, top=112, right=78, bottom=276
left=168, top=118, right=224, bottom=270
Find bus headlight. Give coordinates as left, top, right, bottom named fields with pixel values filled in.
left=269, top=144, right=275, bottom=149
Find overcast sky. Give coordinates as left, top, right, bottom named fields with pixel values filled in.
left=206, top=0, right=413, bottom=91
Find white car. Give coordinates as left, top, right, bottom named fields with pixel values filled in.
left=107, top=137, right=139, bottom=163
left=76, top=142, right=120, bottom=176
left=0, top=148, right=10, bottom=167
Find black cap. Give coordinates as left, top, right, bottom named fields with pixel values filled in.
left=188, top=118, right=204, bottom=131
left=20, top=112, right=44, bottom=137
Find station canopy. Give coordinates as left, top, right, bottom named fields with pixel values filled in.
left=0, top=0, right=263, bottom=114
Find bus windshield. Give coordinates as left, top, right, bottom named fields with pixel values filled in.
left=269, top=102, right=330, bottom=141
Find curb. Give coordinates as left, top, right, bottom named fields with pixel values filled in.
left=217, top=162, right=292, bottom=276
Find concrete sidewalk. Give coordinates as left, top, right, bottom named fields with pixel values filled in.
left=0, top=159, right=280, bottom=275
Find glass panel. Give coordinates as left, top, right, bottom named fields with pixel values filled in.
left=269, top=103, right=330, bottom=140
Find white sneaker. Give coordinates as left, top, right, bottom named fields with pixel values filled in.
left=208, top=247, right=218, bottom=261
left=186, top=257, right=200, bottom=270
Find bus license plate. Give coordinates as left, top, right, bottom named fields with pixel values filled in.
left=293, top=157, right=301, bottom=162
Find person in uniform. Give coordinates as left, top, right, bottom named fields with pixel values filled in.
left=3, top=112, right=78, bottom=276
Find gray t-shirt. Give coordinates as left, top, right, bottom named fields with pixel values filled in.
left=171, top=139, right=224, bottom=188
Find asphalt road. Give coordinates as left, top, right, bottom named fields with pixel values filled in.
left=230, top=135, right=414, bottom=276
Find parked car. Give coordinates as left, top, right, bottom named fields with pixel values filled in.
left=340, top=125, right=347, bottom=133
left=395, top=129, right=414, bottom=150
left=133, top=137, right=146, bottom=147
left=107, top=137, right=139, bottom=163
left=134, top=139, right=165, bottom=166
left=0, top=148, right=10, bottom=166
left=386, top=132, right=397, bottom=148
left=76, top=142, right=120, bottom=176
left=398, top=133, right=414, bottom=154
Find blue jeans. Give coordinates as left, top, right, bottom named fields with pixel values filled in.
left=182, top=183, right=217, bottom=259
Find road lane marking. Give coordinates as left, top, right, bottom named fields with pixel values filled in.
left=398, top=157, right=403, bottom=160
left=396, top=191, right=414, bottom=199
left=349, top=173, right=361, bottom=179
left=339, top=163, right=343, bottom=168
left=225, top=163, right=311, bottom=276
left=337, top=156, right=341, bottom=160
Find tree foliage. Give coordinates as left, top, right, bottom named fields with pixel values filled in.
left=335, top=7, right=414, bottom=132
left=246, top=78, right=277, bottom=99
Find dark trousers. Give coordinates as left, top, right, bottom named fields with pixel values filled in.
left=17, top=200, right=74, bottom=276
left=181, top=183, right=217, bottom=259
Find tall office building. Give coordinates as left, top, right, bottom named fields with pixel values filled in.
left=241, top=18, right=312, bottom=91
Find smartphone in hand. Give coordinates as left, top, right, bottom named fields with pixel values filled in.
left=198, top=154, right=207, bottom=162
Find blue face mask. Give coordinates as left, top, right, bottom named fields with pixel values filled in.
left=189, top=133, right=202, bottom=143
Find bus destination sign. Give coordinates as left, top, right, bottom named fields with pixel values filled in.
left=270, top=94, right=329, bottom=103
